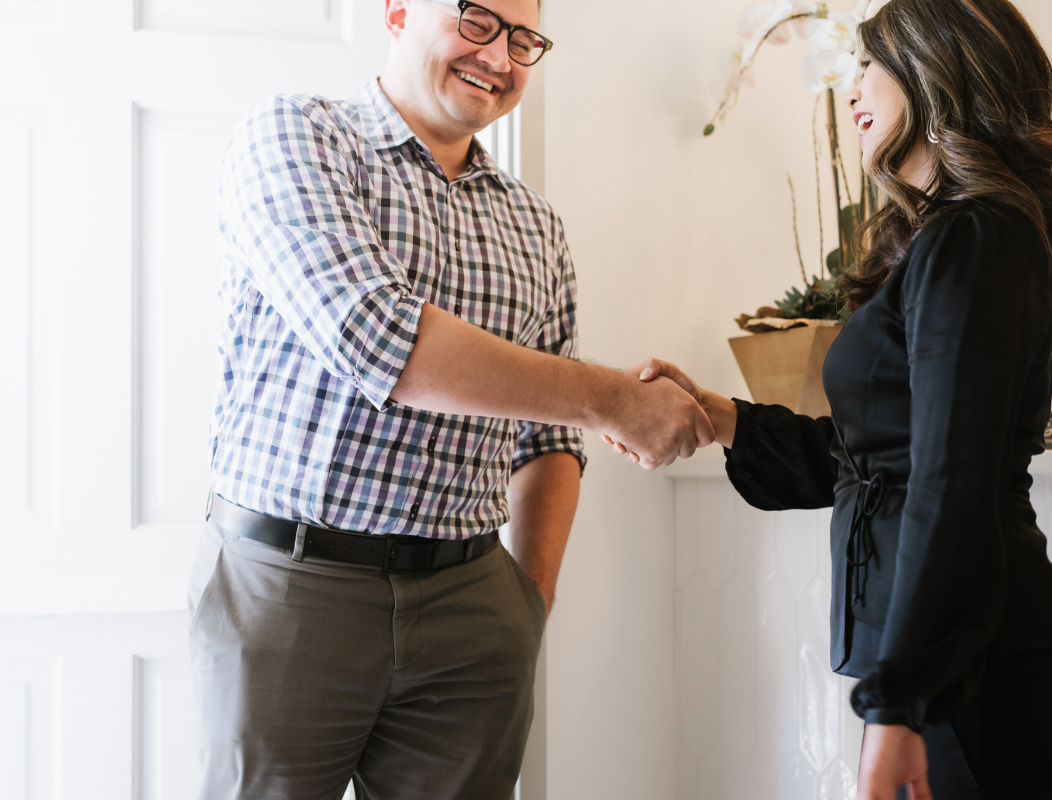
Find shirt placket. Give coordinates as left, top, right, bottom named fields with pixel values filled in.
left=401, top=173, right=473, bottom=535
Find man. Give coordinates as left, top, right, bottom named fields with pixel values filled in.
left=189, top=0, right=713, bottom=797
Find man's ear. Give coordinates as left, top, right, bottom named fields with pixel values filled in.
left=384, top=0, right=410, bottom=40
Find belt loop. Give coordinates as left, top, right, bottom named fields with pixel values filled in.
left=291, top=523, right=308, bottom=562
left=464, top=538, right=477, bottom=563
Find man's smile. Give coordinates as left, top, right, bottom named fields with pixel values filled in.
left=452, top=67, right=502, bottom=95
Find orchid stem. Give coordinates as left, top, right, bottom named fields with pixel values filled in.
left=704, top=13, right=816, bottom=135
left=827, top=88, right=846, bottom=273
left=788, top=174, right=808, bottom=286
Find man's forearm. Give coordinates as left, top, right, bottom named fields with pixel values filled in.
left=390, top=304, right=715, bottom=470
left=506, top=452, right=581, bottom=615
left=390, top=303, right=620, bottom=429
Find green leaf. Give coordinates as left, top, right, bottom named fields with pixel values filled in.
left=704, top=124, right=715, bottom=137
left=827, top=203, right=863, bottom=277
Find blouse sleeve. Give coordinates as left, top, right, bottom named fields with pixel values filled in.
left=724, top=398, right=839, bottom=510
left=850, top=207, right=1041, bottom=730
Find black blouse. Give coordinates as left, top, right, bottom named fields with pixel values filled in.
left=725, top=200, right=1052, bottom=730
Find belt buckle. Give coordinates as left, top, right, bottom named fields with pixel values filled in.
left=381, top=537, right=399, bottom=573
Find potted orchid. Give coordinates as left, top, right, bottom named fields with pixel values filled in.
left=711, top=0, right=883, bottom=417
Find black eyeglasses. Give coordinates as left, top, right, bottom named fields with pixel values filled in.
left=431, top=0, right=553, bottom=67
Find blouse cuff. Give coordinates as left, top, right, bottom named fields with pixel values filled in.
left=723, top=397, right=756, bottom=467
left=862, top=706, right=924, bottom=733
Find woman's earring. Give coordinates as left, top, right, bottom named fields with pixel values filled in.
left=926, top=119, right=939, bottom=145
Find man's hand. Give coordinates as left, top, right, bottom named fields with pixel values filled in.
left=597, top=375, right=715, bottom=470
left=602, top=358, right=738, bottom=462
left=857, top=724, right=931, bottom=800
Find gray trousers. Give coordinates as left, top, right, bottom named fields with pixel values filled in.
left=188, top=519, right=547, bottom=800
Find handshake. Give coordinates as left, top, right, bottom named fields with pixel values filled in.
left=594, top=358, right=737, bottom=471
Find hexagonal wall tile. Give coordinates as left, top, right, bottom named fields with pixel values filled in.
left=737, top=752, right=776, bottom=800
left=797, top=578, right=840, bottom=773
left=718, top=576, right=759, bottom=765
left=756, top=577, right=798, bottom=767
left=699, top=745, right=737, bottom=800
left=818, top=758, right=857, bottom=800
left=678, top=740, right=701, bottom=800
left=679, top=575, right=719, bottom=760
left=676, top=482, right=702, bottom=590
left=778, top=753, right=817, bottom=800
left=698, top=482, right=737, bottom=589
left=735, top=499, right=778, bottom=591
left=776, top=510, right=818, bottom=595
left=838, top=676, right=863, bottom=774
left=816, top=508, right=833, bottom=585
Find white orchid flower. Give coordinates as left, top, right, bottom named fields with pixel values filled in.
left=800, top=49, right=860, bottom=92
left=807, top=11, right=860, bottom=53
left=738, top=0, right=794, bottom=62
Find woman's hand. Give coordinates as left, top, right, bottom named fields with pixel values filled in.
left=601, top=358, right=737, bottom=462
left=857, top=724, right=931, bottom=800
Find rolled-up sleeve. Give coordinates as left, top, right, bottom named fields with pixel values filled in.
left=219, top=94, right=422, bottom=410
left=512, top=222, right=587, bottom=475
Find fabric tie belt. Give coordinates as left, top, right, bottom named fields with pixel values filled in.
left=846, top=472, right=906, bottom=604
left=831, top=414, right=907, bottom=607
left=207, top=491, right=500, bottom=572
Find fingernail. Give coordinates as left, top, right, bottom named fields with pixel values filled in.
left=640, top=368, right=653, bottom=380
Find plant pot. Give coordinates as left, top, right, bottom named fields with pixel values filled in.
left=729, top=325, right=842, bottom=418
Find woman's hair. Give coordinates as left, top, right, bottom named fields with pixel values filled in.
left=841, top=0, right=1052, bottom=310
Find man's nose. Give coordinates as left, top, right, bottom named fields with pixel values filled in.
left=476, top=29, right=510, bottom=73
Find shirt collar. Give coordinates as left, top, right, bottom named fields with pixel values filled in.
left=354, top=78, right=514, bottom=191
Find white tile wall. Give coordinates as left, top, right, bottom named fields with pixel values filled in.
left=674, top=475, right=1052, bottom=800
left=674, top=480, right=862, bottom=800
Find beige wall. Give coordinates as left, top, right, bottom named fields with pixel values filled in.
left=539, top=2, right=1051, bottom=799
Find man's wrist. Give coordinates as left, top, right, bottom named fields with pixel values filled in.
left=574, top=362, right=630, bottom=432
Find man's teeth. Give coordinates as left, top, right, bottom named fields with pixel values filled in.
left=457, top=71, right=494, bottom=93
left=858, top=113, right=874, bottom=134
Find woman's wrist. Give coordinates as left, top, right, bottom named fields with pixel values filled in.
left=697, top=390, right=737, bottom=449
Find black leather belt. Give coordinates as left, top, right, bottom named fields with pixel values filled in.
left=207, top=492, right=499, bottom=572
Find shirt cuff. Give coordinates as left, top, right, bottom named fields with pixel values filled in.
left=349, top=291, right=425, bottom=411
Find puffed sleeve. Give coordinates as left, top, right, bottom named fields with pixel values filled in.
left=850, top=207, right=1042, bottom=730
left=725, top=399, right=839, bottom=510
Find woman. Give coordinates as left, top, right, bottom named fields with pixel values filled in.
left=608, top=0, right=1052, bottom=796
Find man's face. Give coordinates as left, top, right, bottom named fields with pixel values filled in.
left=396, top=0, right=538, bottom=137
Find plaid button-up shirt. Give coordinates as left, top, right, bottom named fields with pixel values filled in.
left=209, top=80, right=586, bottom=539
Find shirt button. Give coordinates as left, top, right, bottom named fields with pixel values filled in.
left=409, top=503, right=420, bottom=520
left=454, top=303, right=462, bottom=316
left=427, top=437, right=437, bottom=455
left=455, top=240, right=461, bottom=252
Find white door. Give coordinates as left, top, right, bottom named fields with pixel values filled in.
left=0, top=2, right=520, bottom=797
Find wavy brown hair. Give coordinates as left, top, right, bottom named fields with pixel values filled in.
left=840, top=0, right=1052, bottom=310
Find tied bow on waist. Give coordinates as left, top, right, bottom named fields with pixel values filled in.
left=833, top=415, right=907, bottom=607
left=846, top=472, right=903, bottom=604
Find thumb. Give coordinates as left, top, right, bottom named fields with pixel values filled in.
left=637, top=358, right=663, bottom=382
left=694, top=405, right=716, bottom=448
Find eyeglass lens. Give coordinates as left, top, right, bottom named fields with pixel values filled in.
left=460, top=6, right=546, bottom=65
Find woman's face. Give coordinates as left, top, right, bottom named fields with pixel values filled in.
left=847, top=59, right=936, bottom=189
left=848, top=60, right=904, bottom=175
